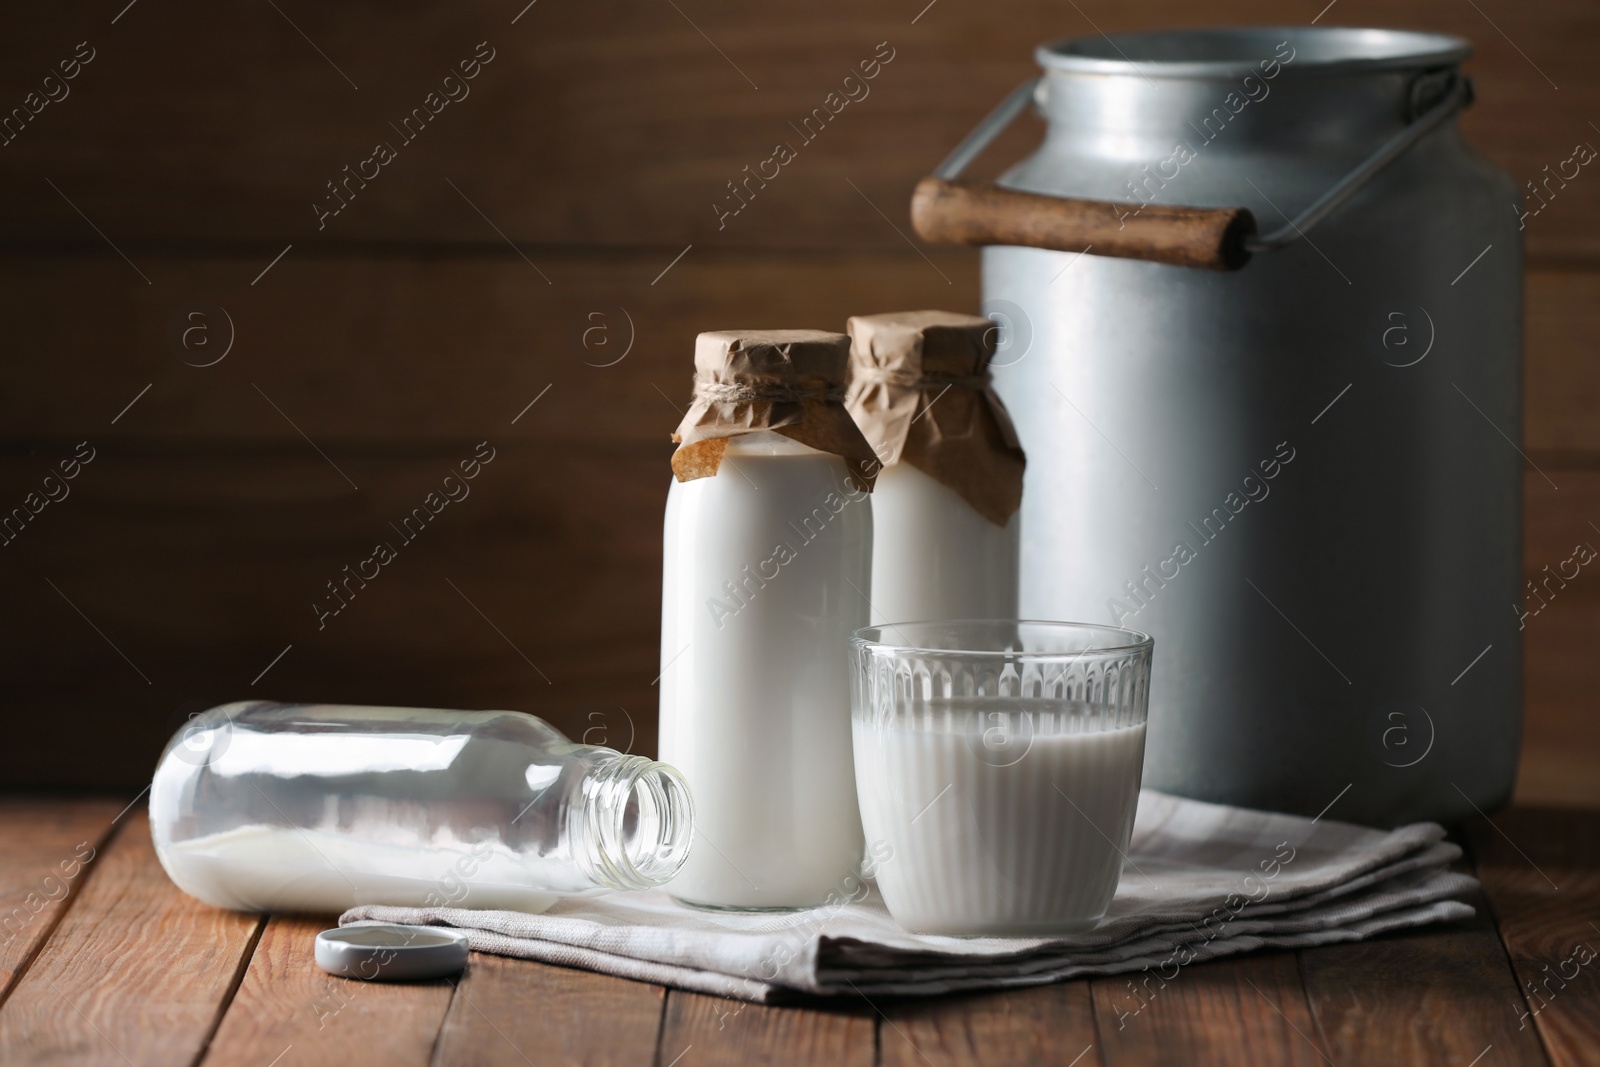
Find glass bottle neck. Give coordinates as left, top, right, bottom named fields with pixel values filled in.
left=722, top=429, right=830, bottom=458
left=569, top=753, right=694, bottom=891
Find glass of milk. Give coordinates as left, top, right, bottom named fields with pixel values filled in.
left=849, top=620, right=1152, bottom=936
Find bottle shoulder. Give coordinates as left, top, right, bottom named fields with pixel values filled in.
left=720, top=429, right=835, bottom=458
left=667, top=433, right=865, bottom=505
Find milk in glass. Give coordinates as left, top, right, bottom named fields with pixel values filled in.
left=853, top=705, right=1146, bottom=935
left=848, top=621, right=1154, bottom=935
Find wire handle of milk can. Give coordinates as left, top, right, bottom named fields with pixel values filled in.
left=910, top=71, right=1474, bottom=271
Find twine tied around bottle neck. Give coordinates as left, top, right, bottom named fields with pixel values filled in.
left=672, top=329, right=878, bottom=486
left=692, top=378, right=848, bottom=404
left=849, top=366, right=993, bottom=392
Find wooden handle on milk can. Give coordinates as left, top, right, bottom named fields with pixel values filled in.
left=911, top=177, right=1257, bottom=271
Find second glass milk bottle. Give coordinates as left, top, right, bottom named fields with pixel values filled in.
left=845, top=310, right=1025, bottom=623
left=659, top=329, right=876, bottom=909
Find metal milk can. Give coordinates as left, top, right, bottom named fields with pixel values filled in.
left=912, top=27, right=1522, bottom=826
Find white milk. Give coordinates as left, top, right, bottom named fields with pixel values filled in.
left=869, top=461, right=1019, bottom=624
left=853, top=702, right=1146, bottom=935
left=159, top=826, right=568, bottom=914
left=659, top=431, right=870, bottom=908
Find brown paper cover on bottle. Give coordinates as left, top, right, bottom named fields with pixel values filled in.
left=670, top=329, right=879, bottom=488
left=845, top=310, right=1025, bottom=526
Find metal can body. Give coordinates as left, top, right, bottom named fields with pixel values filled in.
left=984, top=28, right=1522, bottom=825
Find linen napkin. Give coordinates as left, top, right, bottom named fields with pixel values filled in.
left=340, top=790, right=1477, bottom=1003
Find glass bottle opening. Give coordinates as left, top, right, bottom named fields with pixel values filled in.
left=573, top=755, right=694, bottom=891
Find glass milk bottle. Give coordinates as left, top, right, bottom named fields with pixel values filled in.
left=659, top=329, right=876, bottom=909
left=150, top=701, right=693, bottom=913
left=845, top=310, right=1025, bottom=623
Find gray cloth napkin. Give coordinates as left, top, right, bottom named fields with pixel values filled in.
left=341, top=790, right=1476, bottom=1002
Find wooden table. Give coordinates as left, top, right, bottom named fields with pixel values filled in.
left=0, top=800, right=1593, bottom=1066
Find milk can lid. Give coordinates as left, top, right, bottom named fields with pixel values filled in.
left=1036, top=27, right=1471, bottom=78
left=314, top=924, right=469, bottom=981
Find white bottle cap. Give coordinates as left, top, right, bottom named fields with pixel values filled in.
left=314, top=924, right=469, bottom=981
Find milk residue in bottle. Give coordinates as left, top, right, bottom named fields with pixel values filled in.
left=844, top=310, right=1025, bottom=623
left=150, top=702, right=694, bottom=913
left=658, top=330, right=878, bottom=909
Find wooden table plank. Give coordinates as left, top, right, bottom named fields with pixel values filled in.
left=0, top=811, right=263, bottom=1067
left=1299, top=891, right=1550, bottom=1066
left=881, top=982, right=1102, bottom=1067
left=658, top=991, right=874, bottom=1067
left=1090, top=952, right=1332, bottom=1067
left=0, top=798, right=1593, bottom=1067
left=431, top=955, right=664, bottom=1067
left=0, top=799, right=123, bottom=1003
left=1467, top=808, right=1600, bottom=1067
left=200, top=914, right=454, bottom=1067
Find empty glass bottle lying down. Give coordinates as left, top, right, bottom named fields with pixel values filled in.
left=150, top=702, right=694, bottom=913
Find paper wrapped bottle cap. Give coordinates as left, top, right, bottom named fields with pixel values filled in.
left=670, top=330, right=879, bottom=487
left=845, top=310, right=1025, bottom=526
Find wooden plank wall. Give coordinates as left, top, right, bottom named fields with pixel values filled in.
left=0, top=0, right=1595, bottom=795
